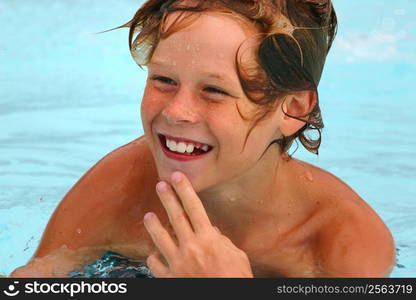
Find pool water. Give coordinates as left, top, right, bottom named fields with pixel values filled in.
left=0, top=0, right=415, bottom=277
left=69, top=251, right=153, bottom=278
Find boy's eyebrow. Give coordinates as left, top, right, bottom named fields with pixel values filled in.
left=147, top=60, right=167, bottom=67
left=203, top=71, right=231, bottom=82
left=148, top=60, right=234, bottom=83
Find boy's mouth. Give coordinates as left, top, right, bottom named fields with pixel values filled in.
left=158, top=134, right=213, bottom=159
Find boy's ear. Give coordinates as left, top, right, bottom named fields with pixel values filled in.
left=278, top=90, right=317, bottom=137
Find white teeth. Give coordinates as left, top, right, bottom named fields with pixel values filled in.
left=164, top=136, right=210, bottom=154
left=166, top=139, right=176, bottom=150
left=177, top=142, right=187, bottom=153
left=166, top=139, right=176, bottom=151
left=185, top=144, right=194, bottom=153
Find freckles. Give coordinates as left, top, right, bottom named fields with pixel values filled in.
left=143, top=86, right=160, bottom=103
left=142, top=91, right=166, bottom=117
left=141, top=104, right=159, bottom=133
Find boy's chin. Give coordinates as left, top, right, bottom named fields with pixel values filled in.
left=156, top=168, right=206, bottom=191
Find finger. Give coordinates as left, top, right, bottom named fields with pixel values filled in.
left=143, top=212, right=177, bottom=262
left=170, top=171, right=212, bottom=232
left=156, top=181, right=194, bottom=242
left=146, top=251, right=170, bottom=278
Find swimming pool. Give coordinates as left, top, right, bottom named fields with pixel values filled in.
left=1, top=0, right=415, bottom=277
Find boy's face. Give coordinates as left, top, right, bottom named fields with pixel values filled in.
left=141, top=12, right=282, bottom=192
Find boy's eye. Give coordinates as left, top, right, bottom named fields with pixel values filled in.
left=204, top=86, right=228, bottom=95
left=151, top=76, right=176, bottom=85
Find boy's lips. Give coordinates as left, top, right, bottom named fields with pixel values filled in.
left=159, top=133, right=213, bottom=148
left=157, top=133, right=213, bottom=162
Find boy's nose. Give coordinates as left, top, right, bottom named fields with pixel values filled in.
left=161, top=90, right=201, bottom=125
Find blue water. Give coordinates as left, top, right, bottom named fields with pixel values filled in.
left=0, top=0, right=415, bottom=277
left=69, top=251, right=153, bottom=278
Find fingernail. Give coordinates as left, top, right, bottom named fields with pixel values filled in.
left=171, top=171, right=182, bottom=183
left=156, top=181, right=168, bottom=192
left=144, top=212, right=154, bottom=221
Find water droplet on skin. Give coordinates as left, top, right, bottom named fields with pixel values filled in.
left=76, top=228, right=82, bottom=234
left=306, top=172, right=313, bottom=181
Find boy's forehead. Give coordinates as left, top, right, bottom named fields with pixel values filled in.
left=158, top=12, right=256, bottom=58
left=150, top=36, right=238, bottom=75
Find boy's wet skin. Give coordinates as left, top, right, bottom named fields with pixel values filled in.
left=12, top=137, right=395, bottom=277
left=10, top=2, right=395, bottom=277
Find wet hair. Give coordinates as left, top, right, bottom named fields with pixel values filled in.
left=120, top=0, right=337, bottom=155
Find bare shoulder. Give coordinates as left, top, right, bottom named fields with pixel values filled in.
left=11, top=136, right=158, bottom=277
left=289, top=158, right=396, bottom=277
left=73, top=135, right=155, bottom=189
left=34, top=136, right=158, bottom=258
